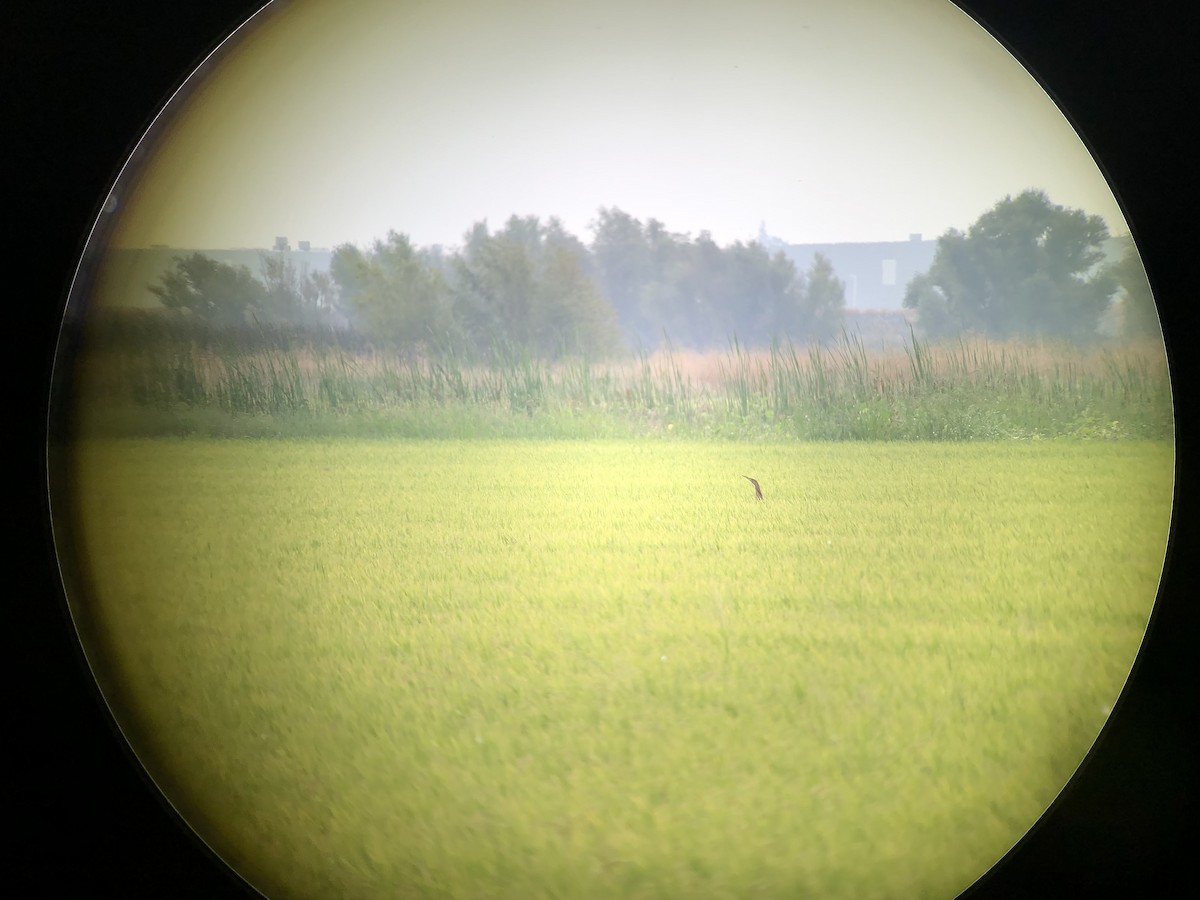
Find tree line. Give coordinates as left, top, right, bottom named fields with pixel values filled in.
left=144, top=208, right=846, bottom=357
left=144, top=192, right=1158, bottom=357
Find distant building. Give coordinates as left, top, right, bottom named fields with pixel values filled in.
left=760, top=230, right=936, bottom=310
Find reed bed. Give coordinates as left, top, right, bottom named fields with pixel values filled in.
left=70, top=324, right=1173, bottom=441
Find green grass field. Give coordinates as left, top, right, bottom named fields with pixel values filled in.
left=65, top=437, right=1172, bottom=899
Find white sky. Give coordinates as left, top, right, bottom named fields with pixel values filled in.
left=106, top=0, right=1129, bottom=252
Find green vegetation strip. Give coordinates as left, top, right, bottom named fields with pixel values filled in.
left=73, top=324, right=1173, bottom=441
left=70, top=438, right=1172, bottom=899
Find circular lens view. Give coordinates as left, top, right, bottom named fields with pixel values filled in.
left=49, top=2, right=1173, bottom=898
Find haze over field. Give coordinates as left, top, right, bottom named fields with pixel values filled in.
left=104, top=0, right=1127, bottom=254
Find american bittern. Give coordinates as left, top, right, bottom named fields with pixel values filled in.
left=742, top=475, right=763, bottom=500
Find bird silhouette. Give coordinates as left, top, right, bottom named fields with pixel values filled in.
left=742, top=475, right=763, bottom=500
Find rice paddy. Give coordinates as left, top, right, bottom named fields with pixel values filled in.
left=62, top=436, right=1174, bottom=899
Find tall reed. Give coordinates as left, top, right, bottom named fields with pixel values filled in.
left=75, top=316, right=1173, bottom=441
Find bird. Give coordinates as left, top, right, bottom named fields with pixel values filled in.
left=742, top=475, right=763, bottom=500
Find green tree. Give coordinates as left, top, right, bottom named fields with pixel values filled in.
left=451, top=220, right=538, bottom=349
left=637, top=218, right=696, bottom=347
left=258, top=250, right=300, bottom=324
left=904, top=190, right=1115, bottom=341
left=590, top=207, right=653, bottom=344
left=257, top=251, right=337, bottom=328
left=764, top=249, right=808, bottom=339
left=1105, top=235, right=1160, bottom=339
left=902, top=272, right=958, bottom=338
left=695, top=239, right=811, bottom=346
left=802, top=252, right=846, bottom=342
left=452, top=216, right=621, bottom=358
left=299, top=270, right=337, bottom=323
left=148, top=253, right=264, bottom=326
left=536, top=241, right=622, bottom=356
left=590, top=211, right=814, bottom=349
left=329, top=232, right=452, bottom=348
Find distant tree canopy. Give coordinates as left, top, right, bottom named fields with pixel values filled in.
left=331, top=232, right=454, bottom=347
left=329, top=218, right=622, bottom=358
left=148, top=253, right=265, bottom=326
left=1104, top=234, right=1160, bottom=339
left=903, top=190, right=1116, bottom=341
left=590, top=207, right=843, bottom=348
left=451, top=216, right=622, bottom=358
left=326, top=211, right=843, bottom=357
left=146, top=193, right=1145, bottom=354
left=149, top=250, right=336, bottom=328
left=803, top=252, right=847, bottom=343
left=147, top=208, right=854, bottom=357
left=258, top=250, right=337, bottom=328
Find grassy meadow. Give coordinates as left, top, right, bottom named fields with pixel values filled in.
left=67, top=437, right=1173, bottom=899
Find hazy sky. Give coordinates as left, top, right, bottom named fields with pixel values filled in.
left=106, top=0, right=1128, bottom=252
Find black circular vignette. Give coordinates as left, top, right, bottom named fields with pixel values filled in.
left=14, top=4, right=271, bottom=897
left=11, top=1, right=1196, bottom=897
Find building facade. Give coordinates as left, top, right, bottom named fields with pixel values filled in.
left=759, top=227, right=937, bottom=311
